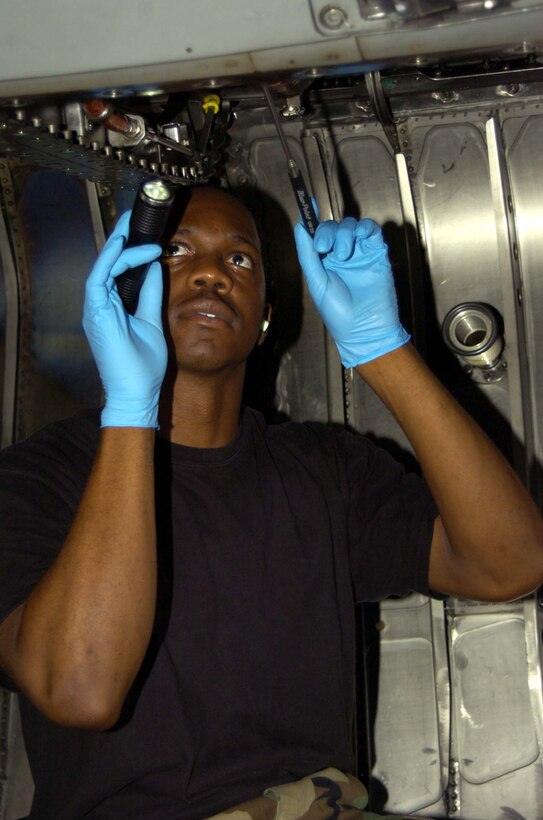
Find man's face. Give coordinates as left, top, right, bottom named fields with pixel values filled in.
left=161, top=188, right=268, bottom=375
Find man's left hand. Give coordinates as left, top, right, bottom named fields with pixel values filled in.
left=294, top=217, right=410, bottom=367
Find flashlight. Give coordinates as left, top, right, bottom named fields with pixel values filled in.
left=116, top=178, right=175, bottom=315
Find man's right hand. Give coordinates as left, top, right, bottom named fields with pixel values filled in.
left=83, top=211, right=167, bottom=428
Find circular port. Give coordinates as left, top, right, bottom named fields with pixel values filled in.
left=442, top=302, right=503, bottom=368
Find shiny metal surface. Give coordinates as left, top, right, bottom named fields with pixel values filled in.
left=486, top=115, right=534, bottom=486
left=447, top=604, right=543, bottom=818
left=504, top=107, right=543, bottom=501
left=368, top=595, right=448, bottom=816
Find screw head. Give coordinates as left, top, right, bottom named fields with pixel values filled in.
left=319, top=5, right=347, bottom=29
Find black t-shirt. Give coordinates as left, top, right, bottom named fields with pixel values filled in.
left=0, top=407, right=438, bottom=819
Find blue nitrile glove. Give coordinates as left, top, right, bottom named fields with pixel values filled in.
left=82, top=211, right=167, bottom=428
left=294, top=217, right=411, bottom=367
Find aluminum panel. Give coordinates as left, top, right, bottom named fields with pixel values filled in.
left=410, top=118, right=516, bottom=455
left=452, top=619, right=538, bottom=784
left=414, top=121, right=502, bottom=321
left=504, top=112, right=543, bottom=493
left=459, top=758, right=543, bottom=820
left=364, top=594, right=448, bottom=817
left=371, top=638, right=442, bottom=815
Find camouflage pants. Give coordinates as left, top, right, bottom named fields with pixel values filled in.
left=206, top=767, right=410, bottom=820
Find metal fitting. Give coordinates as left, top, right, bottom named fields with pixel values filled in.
left=442, top=302, right=506, bottom=382
left=319, top=5, right=348, bottom=29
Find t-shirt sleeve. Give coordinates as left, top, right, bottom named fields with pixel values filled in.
left=0, top=413, right=98, bottom=685
left=337, top=430, right=439, bottom=602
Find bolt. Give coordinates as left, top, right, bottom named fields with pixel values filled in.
left=31, top=117, right=42, bottom=128
left=281, top=104, right=305, bottom=117
left=15, top=110, right=25, bottom=121
left=319, top=5, right=347, bottom=30
left=48, top=123, right=56, bottom=134
left=432, top=90, right=459, bottom=104
left=496, top=83, right=522, bottom=97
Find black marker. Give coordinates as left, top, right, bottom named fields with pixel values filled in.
left=262, top=84, right=318, bottom=236
left=116, top=178, right=175, bottom=315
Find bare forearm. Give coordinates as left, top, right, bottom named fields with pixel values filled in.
left=357, top=344, right=543, bottom=599
left=14, top=427, right=157, bottom=727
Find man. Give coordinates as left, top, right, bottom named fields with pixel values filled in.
left=0, top=185, right=541, bottom=819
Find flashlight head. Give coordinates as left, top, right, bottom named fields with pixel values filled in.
left=139, top=178, right=174, bottom=206
left=126, top=177, right=176, bottom=248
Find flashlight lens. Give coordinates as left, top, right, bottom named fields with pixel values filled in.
left=142, top=180, right=171, bottom=202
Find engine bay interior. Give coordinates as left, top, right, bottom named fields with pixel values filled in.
left=1, top=2, right=543, bottom=817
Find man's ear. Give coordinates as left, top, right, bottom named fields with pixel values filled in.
left=257, top=304, right=272, bottom=345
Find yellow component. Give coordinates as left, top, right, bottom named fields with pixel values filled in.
left=202, top=94, right=221, bottom=114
